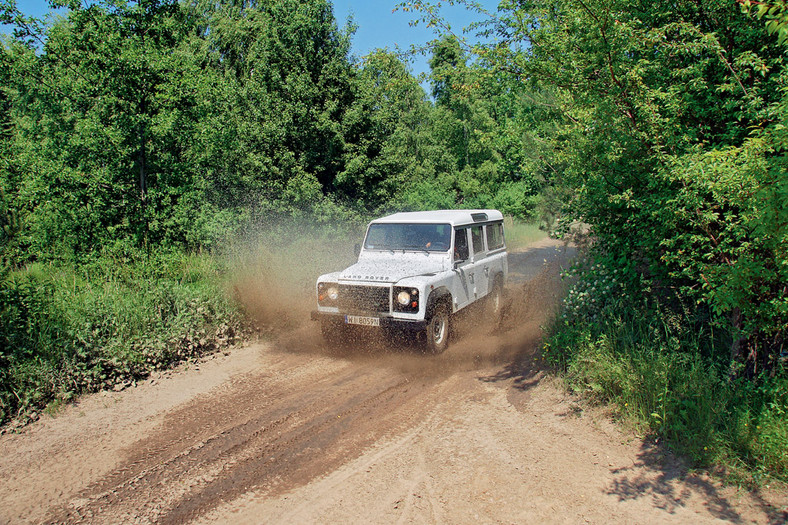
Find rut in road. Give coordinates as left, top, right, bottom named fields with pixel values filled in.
left=46, top=357, right=452, bottom=524
left=42, top=242, right=571, bottom=524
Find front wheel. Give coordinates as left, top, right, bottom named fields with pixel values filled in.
left=424, top=303, right=450, bottom=354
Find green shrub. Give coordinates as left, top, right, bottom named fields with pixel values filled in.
left=0, top=255, right=246, bottom=425
left=544, top=256, right=788, bottom=483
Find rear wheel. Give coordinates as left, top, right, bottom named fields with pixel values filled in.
left=424, top=303, right=450, bottom=354
left=487, top=278, right=504, bottom=331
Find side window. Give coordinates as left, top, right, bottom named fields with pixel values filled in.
left=486, top=222, right=504, bottom=250
left=471, top=225, right=484, bottom=256
left=454, top=228, right=469, bottom=262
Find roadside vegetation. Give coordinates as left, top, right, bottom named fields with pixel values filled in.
left=0, top=251, right=246, bottom=426
left=544, top=260, right=787, bottom=484
left=502, top=218, right=546, bottom=251
left=479, top=0, right=788, bottom=484
left=0, top=0, right=785, bottom=485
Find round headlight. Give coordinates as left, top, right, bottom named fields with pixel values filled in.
left=396, top=290, right=411, bottom=306
left=327, top=286, right=339, bottom=301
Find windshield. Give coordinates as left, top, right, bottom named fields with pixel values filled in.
left=364, top=223, right=452, bottom=252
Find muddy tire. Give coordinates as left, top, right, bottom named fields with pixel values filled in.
left=424, top=303, right=450, bottom=354
left=487, top=278, right=504, bottom=331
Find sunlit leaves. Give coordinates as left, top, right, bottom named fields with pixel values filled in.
left=740, top=0, right=788, bottom=45
left=453, top=0, right=788, bottom=364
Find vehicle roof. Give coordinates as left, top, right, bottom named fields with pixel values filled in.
left=370, top=209, right=504, bottom=227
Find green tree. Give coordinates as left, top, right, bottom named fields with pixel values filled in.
left=337, top=48, right=432, bottom=212
left=480, top=0, right=787, bottom=369
left=183, top=0, right=357, bottom=225
left=1, top=0, right=365, bottom=255
left=404, top=33, right=548, bottom=216
left=1, top=0, right=199, bottom=261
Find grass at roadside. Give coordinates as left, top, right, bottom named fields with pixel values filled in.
left=504, top=217, right=547, bottom=250
left=0, top=252, right=247, bottom=427
left=542, top=258, right=788, bottom=486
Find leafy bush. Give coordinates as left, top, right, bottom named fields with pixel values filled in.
left=490, top=181, right=542, bottom=220
left=0, top=254, right=246, bottom=425
left=544, top=257, right=788, bottom=482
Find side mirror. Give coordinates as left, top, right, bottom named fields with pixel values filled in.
left=354, top=243, right=361, bottom=257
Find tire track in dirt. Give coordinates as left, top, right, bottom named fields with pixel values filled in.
left=45, top=353, right=448, bottom=524
left=46, top=356, right=344, bottom=521
left=5, top=238, right=783, bottom=524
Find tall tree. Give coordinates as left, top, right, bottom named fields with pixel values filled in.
left=183, top=0, right=357, bottom=223
left=2, top=0, right=197, bottom=259
left=337, top=48, right=432, bottom=211
left=480, top=0, right=788, bottom=369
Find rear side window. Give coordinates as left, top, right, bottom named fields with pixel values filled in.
left=486, top=222, right=504, bottom=250
left=471, top=225, right=484, bottom=255
left=454, top=228, right=469, bottom=261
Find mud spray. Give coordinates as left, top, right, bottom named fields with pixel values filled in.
left=226, top=221, right=576, bottom=378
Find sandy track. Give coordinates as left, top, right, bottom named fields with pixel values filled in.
left=0, top=239, right=785, bottom=524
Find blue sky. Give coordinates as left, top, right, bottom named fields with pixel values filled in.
left=332, top=1, right=498, bottom=77
left=11, top=0, right=499, bottom=79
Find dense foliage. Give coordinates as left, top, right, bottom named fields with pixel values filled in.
left=0, top=253, right=246, bottom=425
left=0, top=0, right=785, bottom=482
left=444, top=0, right=787, bottom=480
left=473, top=0, right=787, bottom=371
left=0, top=0, right=544, bottom=266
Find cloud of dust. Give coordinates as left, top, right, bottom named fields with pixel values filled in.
left=227, top=220, right=573, bottom=378
left=327, top=260, right=567, bottom=379
left=389, top=260, right=569, bottom=378
left=223, top=218, right=361, bottom=341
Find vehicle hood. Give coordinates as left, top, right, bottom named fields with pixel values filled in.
left=338, top=257, right=446, bottom=283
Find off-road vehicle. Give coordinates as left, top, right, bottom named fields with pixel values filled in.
left=311, top=209, right=508, bottom=353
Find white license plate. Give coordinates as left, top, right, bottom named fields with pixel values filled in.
left=345, top=315, right=380, bottom=327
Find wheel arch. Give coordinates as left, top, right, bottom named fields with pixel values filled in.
left=425, top=286, right=452, bottom=318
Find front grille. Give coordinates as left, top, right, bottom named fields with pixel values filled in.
left=338, top=284, right=390, bottom=313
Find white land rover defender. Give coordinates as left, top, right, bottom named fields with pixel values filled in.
left=311, top=209, right=508, bottom=353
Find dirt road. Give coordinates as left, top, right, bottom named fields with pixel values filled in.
left=0, top=239, right=785, bottom=524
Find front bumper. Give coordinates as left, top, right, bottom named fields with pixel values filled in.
left=311, top=311, right=428, bottom=332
